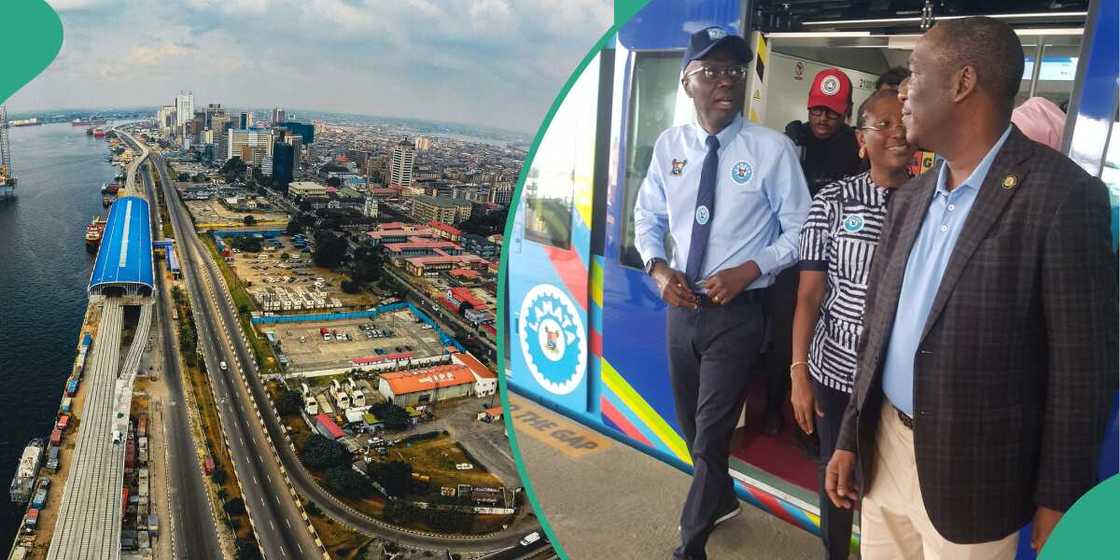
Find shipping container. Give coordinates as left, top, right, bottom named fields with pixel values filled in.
left=125, top=441, right=136, bottom=469
left=203, top=455, right=215, bottom=475
left=56, top=415, right=70, bottom=431
left=49, top=429, right=62, bottom=447
left=65, top=378, right=79, bottom=397
left=45, top=447, right=60, bottom=472
left=147, top=513, right=160, bottom=536
left=24, top=508, right=39, bottom=530
left=82, top=333, right=93, bottom=348
left=59, top=397, right=73, bottom=414
left=137, top=414, right=148, bottom=438
left=121, top=488, right=129, bottom=517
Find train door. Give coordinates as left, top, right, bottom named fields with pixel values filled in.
left=506, top=50, right=610, bottom=420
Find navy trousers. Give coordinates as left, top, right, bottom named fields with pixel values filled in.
left=812, top=377, right=856, bottom=560
left=669, top=295, right=766, bottom=560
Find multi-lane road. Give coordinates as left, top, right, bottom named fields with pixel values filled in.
left=150, top=151, right=321, bottom=559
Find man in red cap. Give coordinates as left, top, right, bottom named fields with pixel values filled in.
left=784, top=68, right=863, bottom=195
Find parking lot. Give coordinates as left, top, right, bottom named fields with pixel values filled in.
left=264, top=310, right=447, bottom=373
left=185, top=198, right=288, bottom=225
left=230, top=235, right=375, bottom=309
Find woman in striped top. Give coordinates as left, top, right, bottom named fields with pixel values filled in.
left=789, top=89, right=917, bottom=559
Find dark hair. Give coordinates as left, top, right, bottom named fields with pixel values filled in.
left=856, top=89, right=901, bottom=129
left=930, top=17, right=1024, bottom=115
left=874, top=67, right=911, bottom=90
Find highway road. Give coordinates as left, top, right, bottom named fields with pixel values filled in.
left=138, top=158, right=224, bottom=560
left=151, top=153, right=321, bottom=559
left=149, top=147, right=538, bottom=554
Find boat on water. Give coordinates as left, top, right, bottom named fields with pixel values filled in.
left=73, top=118, right=107, bottom=127
left=101, top=182, right=121, bottom=207
left=10, top=439, right=45, bottom=504
left=85, top=215, right=107, bottom=252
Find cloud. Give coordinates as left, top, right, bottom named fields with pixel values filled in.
left=13, top=0, right=611, bottom=133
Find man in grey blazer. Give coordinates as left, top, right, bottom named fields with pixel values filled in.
left=824, top=16, right=1117, bottom=559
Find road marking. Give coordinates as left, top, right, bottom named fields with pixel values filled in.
left=297, top=544, right=303, bottom=554
left=270, top=520, right=275, bottom=530
left=286, top=518, right=291, bottom=530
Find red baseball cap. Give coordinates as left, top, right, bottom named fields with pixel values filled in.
left=807, top=68, right=852, bottom=115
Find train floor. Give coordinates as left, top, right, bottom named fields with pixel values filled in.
left=508, top=394, right=822, bottom=560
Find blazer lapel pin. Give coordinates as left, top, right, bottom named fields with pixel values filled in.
left=1002, top=174, right=1019, bottom=190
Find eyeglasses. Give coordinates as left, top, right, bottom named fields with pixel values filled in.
left=808, top=107, right=844, bottom=120
left=860, top=120, right=906, bottom=134
left=683, top=64, right=749, bottom=83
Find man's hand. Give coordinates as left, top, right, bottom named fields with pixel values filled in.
left=652, top=263, right=698, bottom=309
left=1031, top=506, right=1063, bottom=552
left=699, top=261, right=761, bottom=304
left=825, top=450, right=859, bottom=509
left=790, top=366, right=819, bottom=435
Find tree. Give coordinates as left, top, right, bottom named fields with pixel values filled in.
left=243, top=215, right=257, bottom=226
left=177, top=172, right=190, bottom=181
left=299, top=434, right=350, bottom=470
left=369, top=461, right=413, bottom=498
left=382, top=500, right=415, bottom=525
left=235, top=538, right=261, bottom=560
left=285, top=217, right=303, bottom=236
left=325, top=176, right=342, bottom=187
left=427, top=509, right=472, bottom=533
left=279, top=252, right=291, bottom=261
left=224, top=497, right=246, bottom=516
left=324, top=465, right=373, bottom=499
left=341, top=278, right=362, bottom=294
left=276, top=390, right=303, bottom=416
left=220, top=157, right=247, bottom=181
left=192, top=173, right=208, bottom=182
left=371, top=401, right=411, bottom=431
left=312, top=231, right=348, bottom=269
left=351, top=246, right=384, bottom=283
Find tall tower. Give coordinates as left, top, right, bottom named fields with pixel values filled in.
left=0, top=106, right=15, bottom=199
left=389, top=140, right=416, bottom=187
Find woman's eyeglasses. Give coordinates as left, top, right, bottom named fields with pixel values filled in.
left=860, top=120, right=906, bottom=134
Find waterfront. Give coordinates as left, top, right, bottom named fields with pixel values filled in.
left=0, top=123, right=118, bottom=546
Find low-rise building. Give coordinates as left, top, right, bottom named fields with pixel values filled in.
left=377, top=364, right=478, bottom=406
left=288, top=181, right=327, bottom=199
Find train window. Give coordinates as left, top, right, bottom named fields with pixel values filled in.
left=522, top=56, right=602, bottom=249
left=618, top=51, right=695, bottom=268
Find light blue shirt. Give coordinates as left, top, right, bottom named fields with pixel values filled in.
left=882, top=126, right=1012, bottom=416
left=633, top=115, right=810, bottom=289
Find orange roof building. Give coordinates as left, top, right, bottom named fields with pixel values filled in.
left=377, top=364, right=478, bottom=406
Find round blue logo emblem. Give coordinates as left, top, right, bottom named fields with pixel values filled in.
left=695, top=205, right=710, bottom=226
left=730, top=160, right=753, bottom=184
left=843, top=214, right=865, bottom=233
left=518, top=284, right=587, bottom=396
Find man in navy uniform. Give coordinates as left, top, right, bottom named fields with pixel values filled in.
left=634, top=26, right=811, bottom=560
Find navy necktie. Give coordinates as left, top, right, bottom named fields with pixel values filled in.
left=685, top=134, right=720, bottom=285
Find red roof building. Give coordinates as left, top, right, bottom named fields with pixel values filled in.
left=314, top=414, right=345, bottom=439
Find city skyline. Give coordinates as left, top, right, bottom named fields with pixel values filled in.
left=12, top=0, right=612, bottom=133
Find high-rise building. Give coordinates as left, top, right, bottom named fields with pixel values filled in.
left=271, top=107, right=286, bottom=124
left=157, top=105, right=176, bottom=134
left=414, top=136, right=432, bottom=151
left=238, top=111, right=254, bottom=129
left=210, top=114, right=232, bottom=163
left=389, top=141, right=416, bottom=187
left=487, top=181, right=515, bottom=206
left=271, top=142, right=295, bottom=188
left=228, top=129, right=274, bottom=167
left=191, top=111, right=206, bottom=144
left=175, top=92, right=194, bottom=128
left=277, top=121, right=314, bottom=144
left=204, top=103, right=225, bottom=129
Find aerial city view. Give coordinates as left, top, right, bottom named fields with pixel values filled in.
left=0, top=2, right=608, bottom=560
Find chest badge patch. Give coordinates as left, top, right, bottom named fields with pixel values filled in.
left=843, top=214, right=865, bottom=233
left=730, top=160, right=753, bottom=184
left=671, top=158, right=687, bottom=176
left=1002, top=174, right=1018, bottom=190
left=695, top=205, right=711, bottom=225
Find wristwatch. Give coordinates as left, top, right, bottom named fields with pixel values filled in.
left=644, top=257, right=666, bottom=276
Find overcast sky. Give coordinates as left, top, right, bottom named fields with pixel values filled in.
left=11, top=0, right=612, bottom=133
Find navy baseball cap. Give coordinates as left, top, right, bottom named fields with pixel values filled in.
left=682, top=26, right=753, bottom=73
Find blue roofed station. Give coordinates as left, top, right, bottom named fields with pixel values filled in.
left=88, top=196, right=154, bottom=297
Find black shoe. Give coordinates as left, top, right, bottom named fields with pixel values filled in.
left=713, top=501, right=741, bottom=528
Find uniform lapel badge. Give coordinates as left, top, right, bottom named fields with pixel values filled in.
left=1002, top=174, right=1018, bottom=190
left=671, top=158, right=687, bottom=176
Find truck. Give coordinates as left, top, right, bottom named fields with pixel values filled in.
left=23, top=508, right=38, bottom=532
left=65, top=378, right=79, bottom=397
left=31, top=487, right=47, bottom=509
left=49, top=429, right=62, bottom=447
left=56, top=415, right=70, bottom=431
